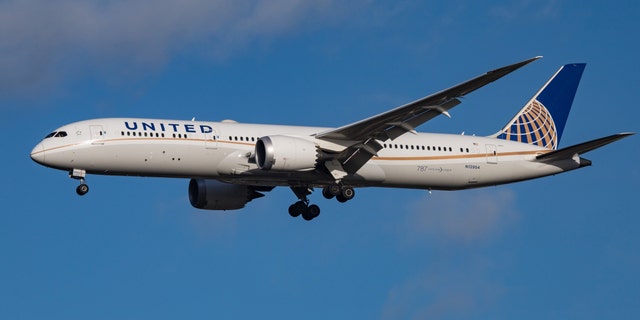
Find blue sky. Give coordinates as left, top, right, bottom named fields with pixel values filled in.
left=2, top=1, right=639, bottom=319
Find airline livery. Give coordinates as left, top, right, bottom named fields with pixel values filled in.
left=31, top=57, right=632, bottom=220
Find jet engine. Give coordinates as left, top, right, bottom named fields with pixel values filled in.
left=255, top=135, right=318, bottom=171
left=188, top=179, right=265, bottom=210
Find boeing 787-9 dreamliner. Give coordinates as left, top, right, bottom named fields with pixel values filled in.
left=31, top=57, right=633, bottom=220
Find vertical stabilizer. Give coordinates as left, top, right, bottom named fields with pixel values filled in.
left=494, top=63, right=586, bottom=149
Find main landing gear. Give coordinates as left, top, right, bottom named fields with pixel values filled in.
left=288, top=183, right=355, bottom=221
left=321, top=183, right=355, bottom=203
left=69, top=169, right=89, bottom=196
left=289, top=186, right=320, bottom=221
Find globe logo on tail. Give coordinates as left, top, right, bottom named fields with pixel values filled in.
left=498, top=99, right=558, bottom=149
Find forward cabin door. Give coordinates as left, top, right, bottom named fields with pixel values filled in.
left=90, top=125, right=105, bottom=145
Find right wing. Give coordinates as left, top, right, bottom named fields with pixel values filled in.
left=315, top=56, right=542, bottom=174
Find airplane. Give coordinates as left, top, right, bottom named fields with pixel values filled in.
left=30, top=56, right=633, bottom=221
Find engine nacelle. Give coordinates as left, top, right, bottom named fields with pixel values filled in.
left=255, top=135, right=318, bottom=171
left=188, top=179, right=264, bottom=210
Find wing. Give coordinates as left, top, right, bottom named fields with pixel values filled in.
left=315, top=56, right=542, bottom=175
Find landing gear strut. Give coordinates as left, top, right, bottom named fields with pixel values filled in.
left=69, top=169, right=89, bottom=196
left=289, top=186, right=320, bottom=221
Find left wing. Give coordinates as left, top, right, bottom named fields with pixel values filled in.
left=315, top=56, right=542, bottom=175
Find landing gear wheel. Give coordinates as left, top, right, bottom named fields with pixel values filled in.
left=76, top=183, right=89, bottom=196
left=335, top=186, right=355, bottom=203
left=328, top=183, right=341, bottom=196
left=288, top=201, right=307, bottom=218
left=302, top=204, right=320, bottom=221
left=341, top=187, right=355, bottom=200
left=322, top=186, right=334, bottom=199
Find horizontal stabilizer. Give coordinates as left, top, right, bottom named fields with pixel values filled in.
left=536, top=132, right=634, bottom=162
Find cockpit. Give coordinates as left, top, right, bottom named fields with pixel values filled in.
left=44, top=131, right=68, bottom=139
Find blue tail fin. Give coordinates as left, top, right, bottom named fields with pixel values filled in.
left=494, top=63, right=586, bottom=149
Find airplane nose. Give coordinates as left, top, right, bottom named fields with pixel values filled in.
left=30, top=143, right=45, bottom=165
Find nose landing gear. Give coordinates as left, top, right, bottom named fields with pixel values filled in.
left=69, top=169, right=89, bottom=196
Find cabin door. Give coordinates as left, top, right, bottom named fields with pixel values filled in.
left=486, top=144, right=498, bottom=164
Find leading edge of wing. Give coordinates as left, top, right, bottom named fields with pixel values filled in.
left=316, top=56, right=542, bottom=142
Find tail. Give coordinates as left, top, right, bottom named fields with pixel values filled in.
left=494, top=63, right=586, bottom=150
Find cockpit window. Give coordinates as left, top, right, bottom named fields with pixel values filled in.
left=44, top=131, right=68, bottom=139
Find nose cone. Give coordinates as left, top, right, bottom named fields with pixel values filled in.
left=30, top=142, right=45, bottom=165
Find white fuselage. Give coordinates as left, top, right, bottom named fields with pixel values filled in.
left=31, top=118, right=581, bottom=190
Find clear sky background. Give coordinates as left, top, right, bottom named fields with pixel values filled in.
left=2, top=1, right=639, bottom=319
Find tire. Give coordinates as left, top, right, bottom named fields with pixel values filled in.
left=76, top=184, right=89, bottom=196
left=302, top=204, right=320, bottom=221
left=341, top=187, right=355, bottom=200
left=288, top=201, right=306, bottom=217
left=308, top=204, right=320, bottom=218
left=322, top=186, right=334, bottom=199
left=328, top=183, right=341, bottom=196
